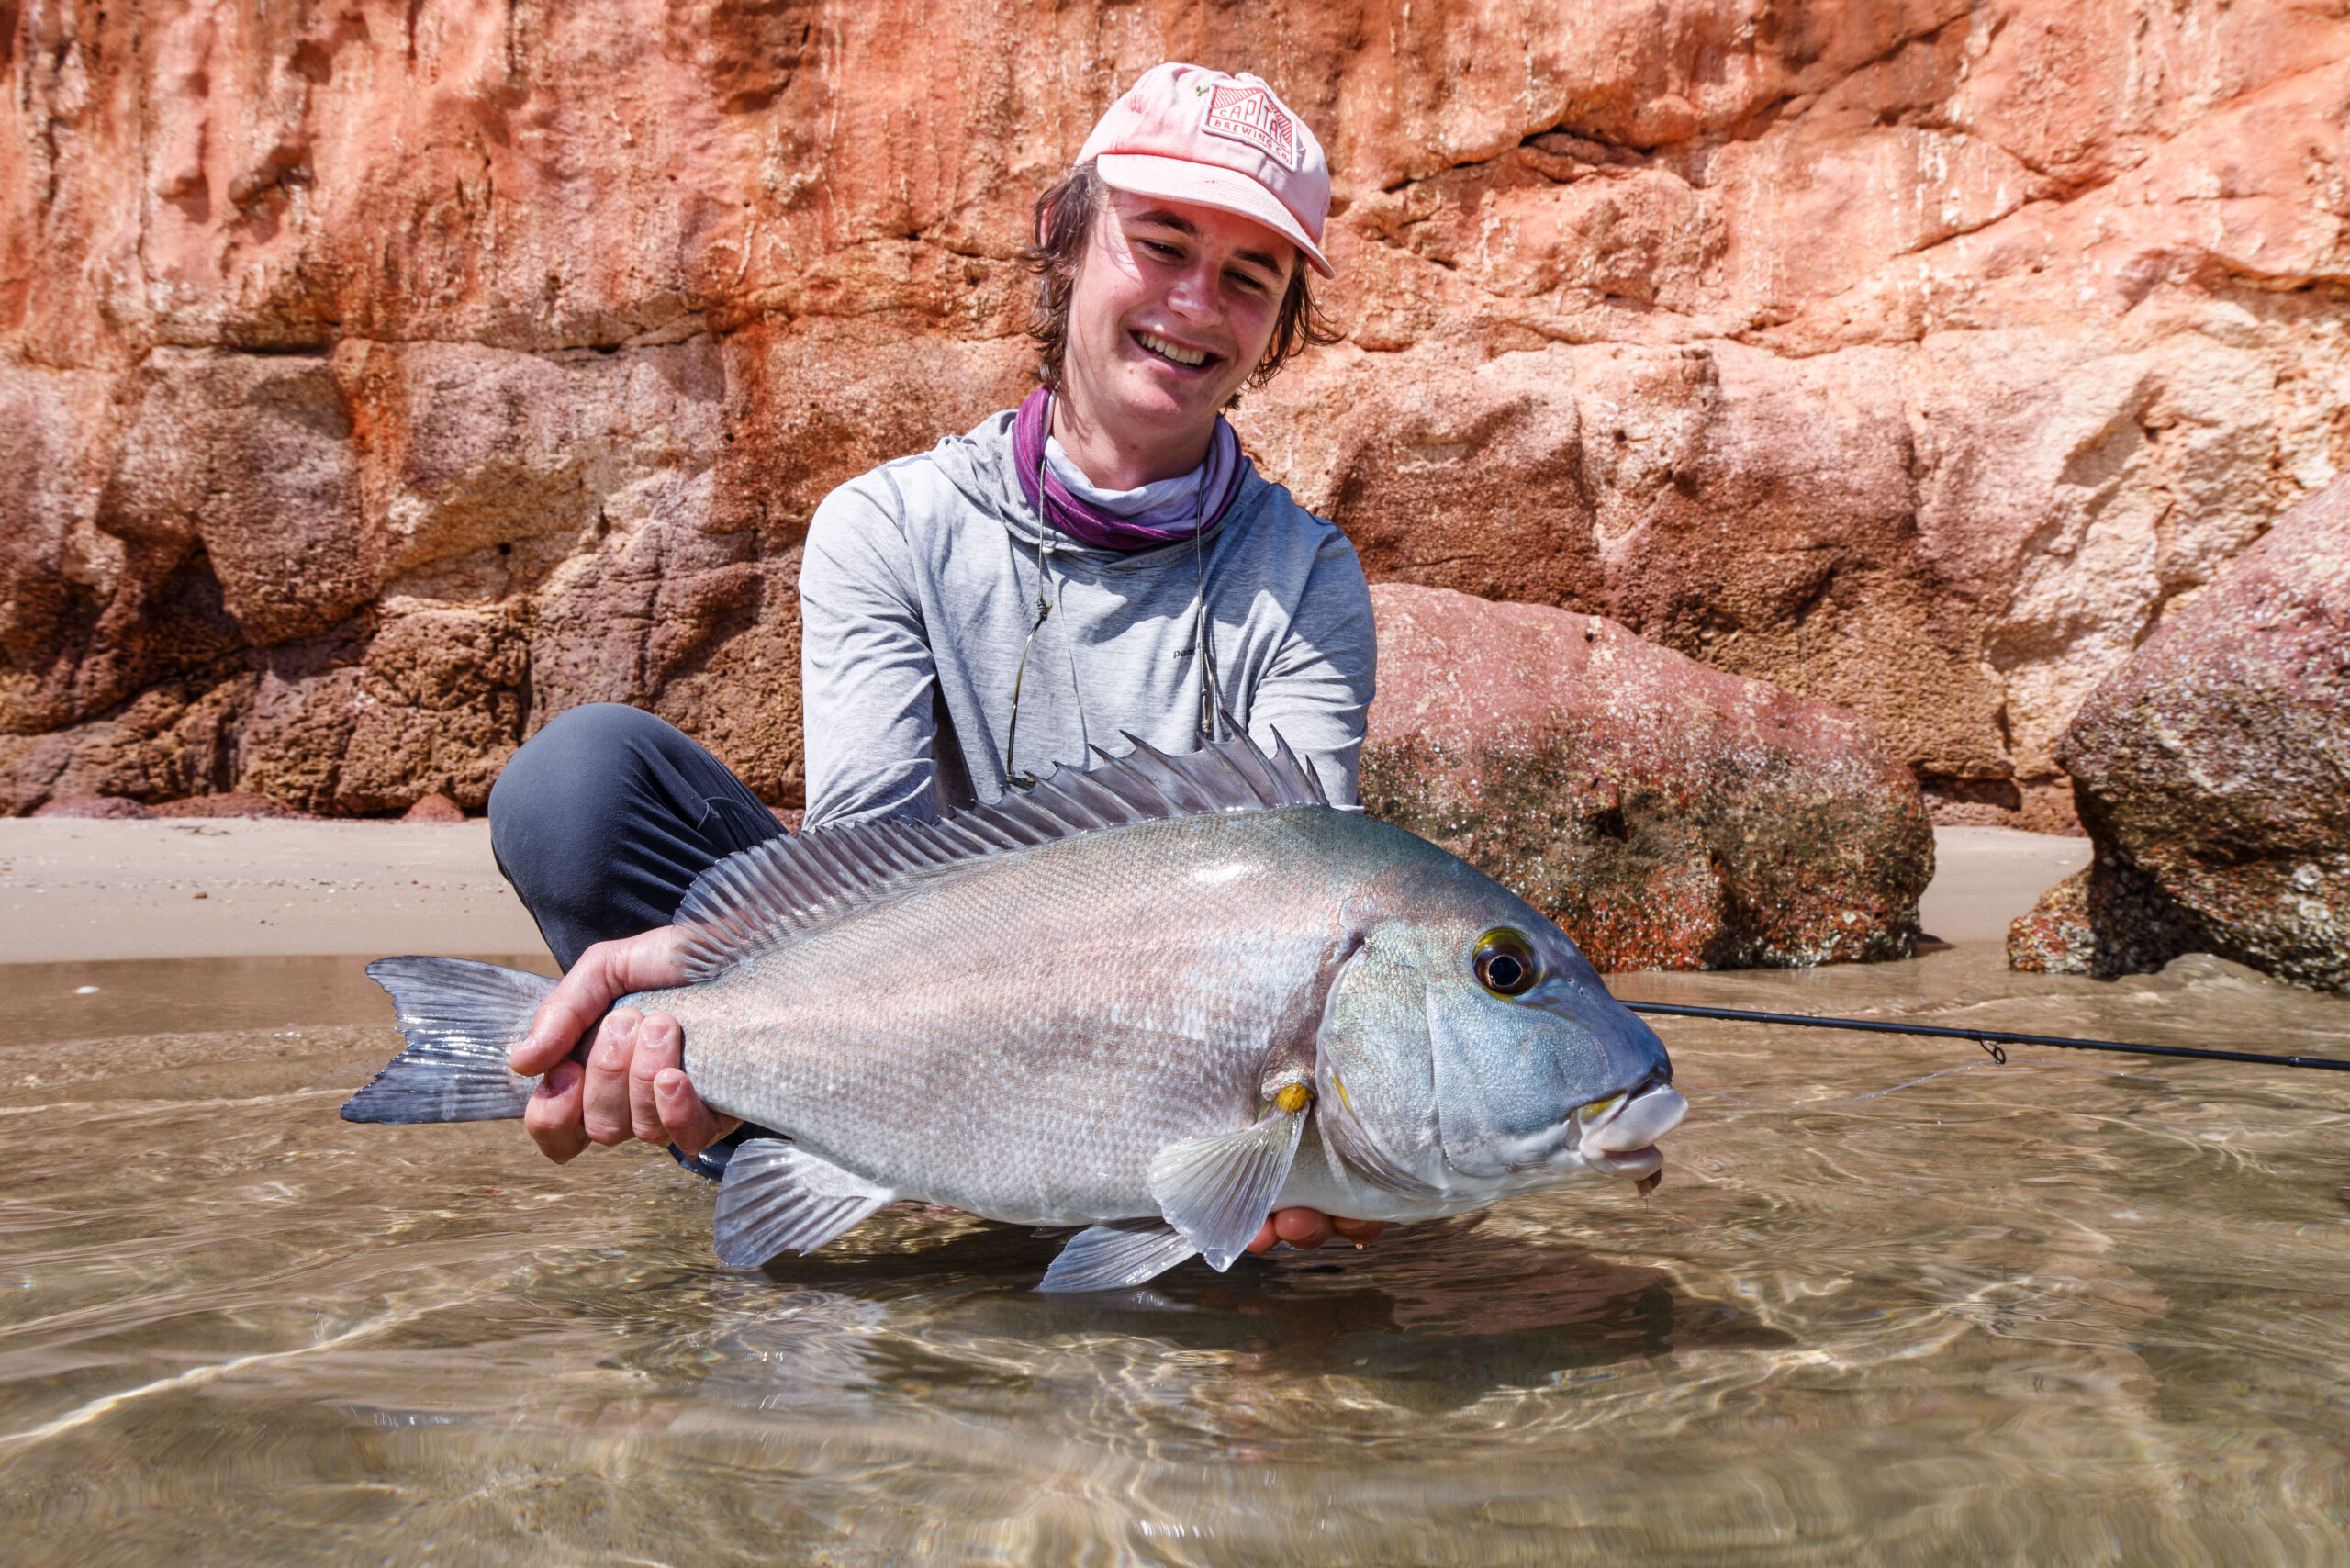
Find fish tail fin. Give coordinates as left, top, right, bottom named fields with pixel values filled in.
left=341, top=957, right=557, bottom=1124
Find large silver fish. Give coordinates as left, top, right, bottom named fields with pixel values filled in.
left=344, top=728, right=1686, bottom=1292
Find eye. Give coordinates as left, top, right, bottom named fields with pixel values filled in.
left=1472, top=930, right=1539, bottom=997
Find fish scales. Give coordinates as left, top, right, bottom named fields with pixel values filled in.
left=643, top=808, right=1371, bottom=1226
left=343, top=726, right=1687, bottom=1290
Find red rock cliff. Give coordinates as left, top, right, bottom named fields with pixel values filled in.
left=4, top=2, right=2345, bottom=820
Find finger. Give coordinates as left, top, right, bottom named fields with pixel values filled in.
left=581, top=1009, right=641, bottom=1146
left=510, top=946, right=621, bottom=1077
left=524, top=1061, right=589, bottom=1163
left=1331, top=1217, right=1385, bottom=1249
left=1245, top=1217, right=1281, bottom=1255
left=628, top=1013, right=683, bottom=1144
left=654, top=1070, right=742, bottom=1160
left=509, top=928, right=693, bottom=1076
left=1270, top=1207, right=1337, bottom=1251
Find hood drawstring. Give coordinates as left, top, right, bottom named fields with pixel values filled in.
left=1005, top=396, right=1225, bottom=787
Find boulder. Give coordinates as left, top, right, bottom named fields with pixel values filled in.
left=399, top=792, right=467, bottom=823
left=1361, top=584, right=1932, bottom=971
left=2010, top=478, right=2350, bottom=991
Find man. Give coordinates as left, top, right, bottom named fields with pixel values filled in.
left=490, top=63, right=1382, bottom=1255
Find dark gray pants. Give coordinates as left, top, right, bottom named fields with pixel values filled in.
left=487, top=703, right=787, bottom=1175
left=488, top=703, right=785, bottom=970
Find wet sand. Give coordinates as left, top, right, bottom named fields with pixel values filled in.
left=1914, top=825, right=2093, bottom=945
left=2, top=819, right=2091, bottom=965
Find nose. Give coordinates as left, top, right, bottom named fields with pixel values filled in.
left=1164, top=259, right=1219, bottom=321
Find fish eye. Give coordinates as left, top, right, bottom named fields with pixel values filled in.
left=1472, top=930, right=1539, bottom=997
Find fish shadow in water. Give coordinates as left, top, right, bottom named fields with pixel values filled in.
left=746, top=1214, right=1789, bottom=1401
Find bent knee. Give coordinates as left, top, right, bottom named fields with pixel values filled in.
left=507, top=703, right=676, bottom=774
left=492, top=705, right=684, bottom=853
left=493, top=705, right=672, bottom=809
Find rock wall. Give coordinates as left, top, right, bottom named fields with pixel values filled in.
left=5, top=1, right=2347, bottom=820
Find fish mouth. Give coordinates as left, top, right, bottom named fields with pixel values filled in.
left=1573, top=1074, right=1685, bottom=1182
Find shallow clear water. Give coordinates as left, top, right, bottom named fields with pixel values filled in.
left=4, top=945, right=2349, bottom=1564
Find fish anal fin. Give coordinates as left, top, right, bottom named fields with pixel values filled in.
left=1147, top=1110, right=1305, bottom=1271
left=712, top=1141, right=895, bottom=1267
left=1036, top=1219, right=1200, bottom=1293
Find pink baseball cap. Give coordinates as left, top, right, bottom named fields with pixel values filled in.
left=1077, top=63, right=1336, bottom=278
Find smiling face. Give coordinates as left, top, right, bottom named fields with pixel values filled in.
left=1056, top=188, right=1299, bottom=486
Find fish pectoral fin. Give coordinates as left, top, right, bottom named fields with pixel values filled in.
left=1147, top=1110, right=1305, bottom=1272
left=711, top=1140, right=896, bottom=1267
left=1036, top=1219, right=1199, bottom=1293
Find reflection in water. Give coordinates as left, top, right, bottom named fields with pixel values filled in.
left=2, top=945, right=2348, bottom=1563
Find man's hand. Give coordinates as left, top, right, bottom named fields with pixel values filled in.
left=1247, top=1209, right=1386, bottom=1254
left=509, top=925, right=741, bottom=1164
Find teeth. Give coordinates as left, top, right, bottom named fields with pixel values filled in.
left=1139, top=331, right=1208, bottom=367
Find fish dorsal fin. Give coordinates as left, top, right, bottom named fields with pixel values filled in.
left=676, top=721, right=1327, bottom=981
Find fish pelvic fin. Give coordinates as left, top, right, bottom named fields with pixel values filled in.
left=1147, top=1106, right=1307, bottom=1271
left=1037, top=1219, right=1199, bottom=1293
left=675, top=723, right=1328, bottom=982
left=341, top=958, right=555, bottom=1124
left=712, top=1140, right=896, bottom=1267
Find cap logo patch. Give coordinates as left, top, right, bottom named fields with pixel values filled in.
left=1202, top=83, right=1302, bottom=171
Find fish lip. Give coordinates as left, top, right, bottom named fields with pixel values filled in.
left=1585, top=1144, right=1663, bottom=1179
left=1573, top=1073, right=1685, bottom=1158
left=1576, top=1070, right=1673, bottom=1124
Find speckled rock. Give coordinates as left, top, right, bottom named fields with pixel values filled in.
left=2010, top=478, right=2350, bottom=991
left=1361, top=584, right=1933, bottom=971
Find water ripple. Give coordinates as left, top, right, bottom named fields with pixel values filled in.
left=0, top=946, right=2346, bottom=1562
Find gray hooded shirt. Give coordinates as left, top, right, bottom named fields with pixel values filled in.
left=799, top=409, right=1376, bottom=829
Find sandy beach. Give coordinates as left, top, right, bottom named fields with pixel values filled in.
left=0, top=818, right=2090, bottom=965
left=0, top=817, right=543, bottom=962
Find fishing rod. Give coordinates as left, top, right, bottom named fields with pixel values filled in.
left=1618, top=1000, right=2350, bottom=1074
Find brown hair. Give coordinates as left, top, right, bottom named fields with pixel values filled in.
left=1020, top=162, right=1338, bottom=401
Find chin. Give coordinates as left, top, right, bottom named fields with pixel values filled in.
left=1108, top=377, right=1209, bottom=426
